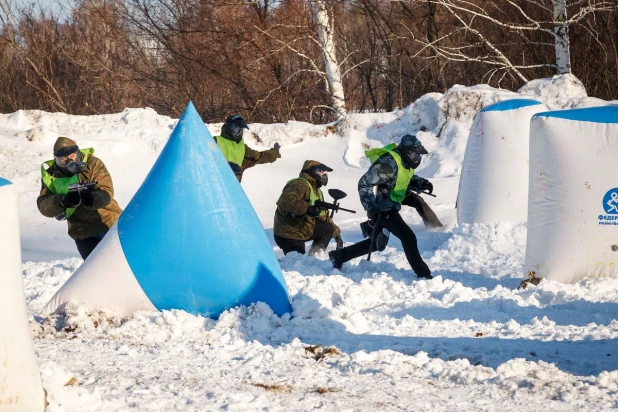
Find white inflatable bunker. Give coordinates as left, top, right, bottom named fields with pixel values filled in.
left=525, top=106, right=618, bottom=283
left=457, top=99, right=549, bottom=225
left=0, top=178, right=45, bottom=411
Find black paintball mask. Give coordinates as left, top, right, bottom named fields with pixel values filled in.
left=397, top=134, right=428, bottom=169
left=221, top=115, right=249, bottom=143
left=304, top=164, right=332, bottom=188
left=54, top=145, right=83, bottom=174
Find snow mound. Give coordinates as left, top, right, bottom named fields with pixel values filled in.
left=518, top=74, right=587, bottom=100
left=430, top=223, right=527, bottom=278
left=40, top=362, right=107, bottom=412
left=401, top=92, right=442, bottom=131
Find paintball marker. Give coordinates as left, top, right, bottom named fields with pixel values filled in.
left=367, top=213, right=382, bottom=261
left=315, top=189, right=356, bottom=217
left=407, top=186, right=436, bottom=198
left=55, top=161, right=97, bottom=221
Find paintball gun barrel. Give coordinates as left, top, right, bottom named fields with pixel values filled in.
left=407, top=186, right=436, bottom=198
left=67, top=181, right=97, bottom=192
left=314, top=199, right=356, bottom=214
left=320, top=188, right=356, bottom=218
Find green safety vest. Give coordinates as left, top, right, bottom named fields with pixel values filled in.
left=40, top=148, right=94, bottom=219
left=365, top=143, right=415, bottom=204
left=215, top=136, right=246, bottom=167
left=277, top=177, right=327, bottom=218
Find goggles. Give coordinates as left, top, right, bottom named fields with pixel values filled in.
left=401, top=149, right=423, bottom=163
left=54, top=145, right=79, bottom=167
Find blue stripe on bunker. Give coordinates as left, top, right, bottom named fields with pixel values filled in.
left=117, top=102, right=291, bottom=318
left=534, top=105, right=618, bottom=124
left=0, top=177, right=12, bottom=187
left=481, top=99, right=541, bottom=113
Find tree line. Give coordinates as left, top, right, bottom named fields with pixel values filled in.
left=0, top=0, right=616, bottom=123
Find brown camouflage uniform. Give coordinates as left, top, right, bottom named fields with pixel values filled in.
left=274, top=160, right=341, bottom=241
left=37, top=137, right=123, bottom=240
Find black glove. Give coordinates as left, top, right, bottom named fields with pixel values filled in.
left=80, top=190, right=94, bottom=207
left=273, top=142, right=281, bottom=152
left=421, top=179, right=433, bottom=194
left=335, top=235, right=343, bottom=250
left=228, top=162, right=242, bottom=176
left=307, top=205, right=322, bottom=217
left=59, top=191, right=81, bottom=208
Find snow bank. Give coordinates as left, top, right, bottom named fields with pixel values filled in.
left=518, top=74, right=587, bottom=101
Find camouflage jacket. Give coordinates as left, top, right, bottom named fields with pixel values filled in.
left=274, top=172, right=341, bottom=241
left=358, top=150, right=425, bottom=213
left=37, top=155, right=123, bottom=240
left=213, top=136, right=280, bottom=182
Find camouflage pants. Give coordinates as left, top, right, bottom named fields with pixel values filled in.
left=274, top=219, right=335, bottom=256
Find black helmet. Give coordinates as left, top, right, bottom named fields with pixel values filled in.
left=398, top=134, right=428, bottom=169
left=302, top=160, right=333, bottom=188
left=221, top=115, right=249, bottom=143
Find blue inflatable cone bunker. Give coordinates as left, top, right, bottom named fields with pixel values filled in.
left=42, top=102, right=291, bottom=318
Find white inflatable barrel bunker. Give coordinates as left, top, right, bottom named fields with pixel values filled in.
left=457, top=99, right=549, bottom=225
left=42, top=102, right=292, bottom=318
left=0, top=178, right=45, bottom=411
left=525, top=106, right=618, bottom=283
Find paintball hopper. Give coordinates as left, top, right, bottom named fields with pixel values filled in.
left=328, top=188, right=347, bottom=201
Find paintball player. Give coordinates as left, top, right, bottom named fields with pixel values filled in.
left=274, top=160, right=343, bottom=255
left=37, top=137, right=123, bottom=260
left=214, top=114, right=281, bottom=182
left=328, top=134, right=435, bottom=279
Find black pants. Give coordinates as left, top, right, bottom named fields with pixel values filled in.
left=274, top=219, right=335, bottom=255
left=74, top=234, right=105, bottom=260
left=402, top=193, right=443, bottom=228
left=334, top=209, right=431, bottom=278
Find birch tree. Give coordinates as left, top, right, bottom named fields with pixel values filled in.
left=314, top=0, right=346, bottom=118
left=553, top=0, right=570, bottom=74
left=418, top=0, right=612, bottom=81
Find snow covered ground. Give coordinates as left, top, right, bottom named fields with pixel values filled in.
left=2, top=74, right=618, bottom=411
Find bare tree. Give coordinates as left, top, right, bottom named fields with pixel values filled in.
left=314, top=0, right=346, bottom=118
left=417, top=0, right=613, bottom=82
left=0, top=0, right=616, bottom=118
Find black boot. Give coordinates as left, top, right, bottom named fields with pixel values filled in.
left=328, top=250, right=344, bottom=270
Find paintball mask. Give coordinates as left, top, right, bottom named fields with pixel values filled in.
left=54, top=145, right=80, bottom=168
left=399, top=147, right=423, bottom=169
left=398, top=134, right=428, bottom=169
left=221, top=115, right=249, bottom=143
left=305, top=164, right=332, bottom=188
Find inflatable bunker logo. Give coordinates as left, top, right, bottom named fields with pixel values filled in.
left=599, top=188, right=618, bottom=225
